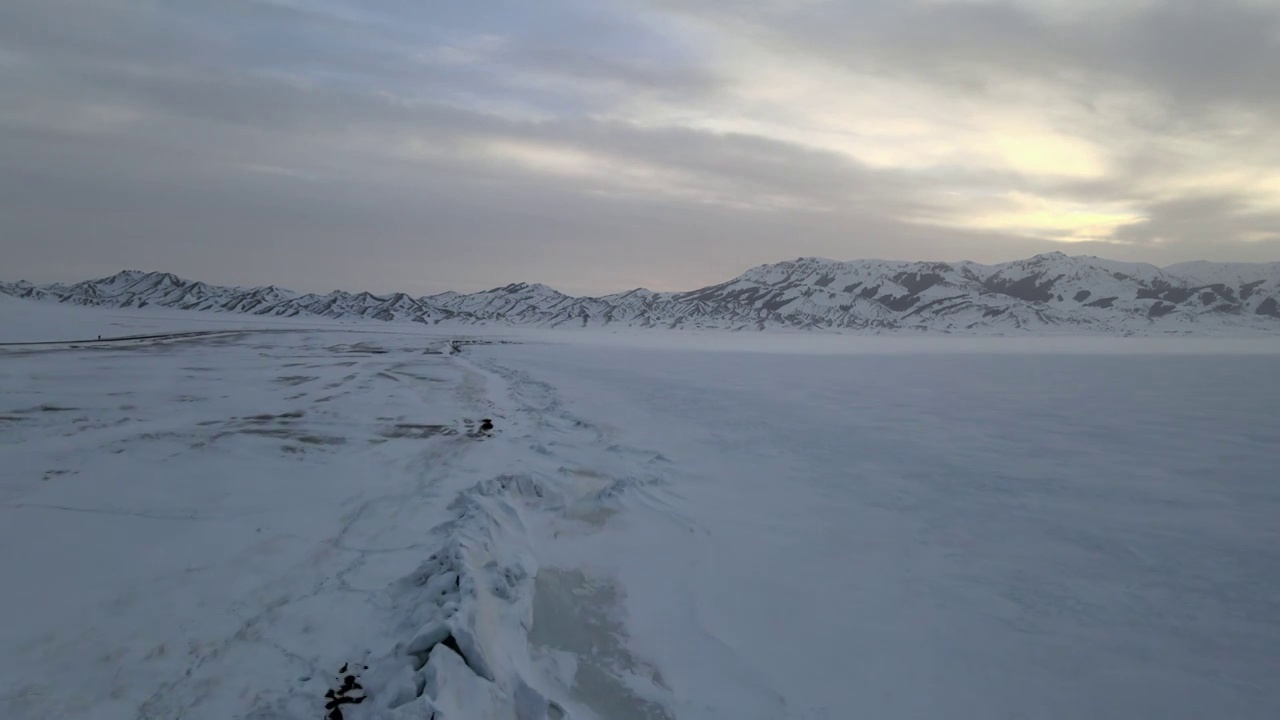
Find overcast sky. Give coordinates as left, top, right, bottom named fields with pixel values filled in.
left=3, top=0, right=1279, bottom=295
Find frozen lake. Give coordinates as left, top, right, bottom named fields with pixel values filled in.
left=485, top=341, right=1280, bottom=719
left=1, top=305, right=1277, bottom=719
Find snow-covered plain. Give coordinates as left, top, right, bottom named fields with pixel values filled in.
left=2, top=300, right=1278, bottom=719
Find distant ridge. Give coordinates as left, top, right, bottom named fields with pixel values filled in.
left=4, top=253, right=1279, bottom=334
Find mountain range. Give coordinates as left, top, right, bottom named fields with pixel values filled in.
left=4, top=253, right=1279, bottom=334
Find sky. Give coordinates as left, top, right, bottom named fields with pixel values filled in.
left=2, top=0, right=1279, bottom=296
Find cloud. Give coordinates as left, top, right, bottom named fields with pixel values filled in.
left=1116, top=195, right=1280, bottom=249
left=653, top=0, right=1280, bottom=112
left=0, top=0, right=1276, bottom=296
left=639, top=0, right=1280, bottom=244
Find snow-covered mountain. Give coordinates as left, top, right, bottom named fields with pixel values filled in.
left=4, top=253, right=1279, bottom=333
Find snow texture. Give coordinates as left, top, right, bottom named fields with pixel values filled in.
left=1, top=299, right=1278, bottom=719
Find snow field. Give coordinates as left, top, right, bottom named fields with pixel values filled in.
left=2, top=300, right=1278, bottom=719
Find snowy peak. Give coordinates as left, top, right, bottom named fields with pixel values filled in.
left=3, top=255, right=1279, bottom=333
left=1164, top=260, right=1280, bottom=287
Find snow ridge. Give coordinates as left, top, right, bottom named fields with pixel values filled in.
left=324, top=348, right=680, bottom=719
left=4, top=253, right=1279, bottom=333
